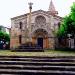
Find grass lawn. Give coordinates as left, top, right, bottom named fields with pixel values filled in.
left=0, top=50, right=75, bottom=57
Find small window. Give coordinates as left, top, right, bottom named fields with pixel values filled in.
left=58, top=22, right=60, bottom=28
left=19, top=35, right=22, bottom=44
left=19, top=22, right=22, bottom=29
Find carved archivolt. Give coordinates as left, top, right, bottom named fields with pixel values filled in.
left=32, top=29, right=48, bottom=38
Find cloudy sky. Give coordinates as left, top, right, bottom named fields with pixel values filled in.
left=0, top=0, right=75, bottom=28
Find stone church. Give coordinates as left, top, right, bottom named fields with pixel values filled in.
left=10, top=0, right=62, bottom=49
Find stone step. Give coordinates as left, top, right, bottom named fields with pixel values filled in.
left=0, top=56, right=75, bottom=59
left=0, top=56, right=75, bottom=60
left=0, top=61, right=75, bottom=66
left=0, top=73, right=14, bottom=75
left=0, top=69, right=75, bottom=75
left=0, top=56, right=75, bottom=74
left=14, top=49, right=44, bottom=52
left=0, top=57, right=75, bottom=62
left=18, top=47, right=42, bottom=49
left=0, top=65, right=75, bottom=71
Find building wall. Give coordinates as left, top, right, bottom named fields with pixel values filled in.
left=10, top=15, right=27, bottom=49
left=10, top=11, right=61, bottom=49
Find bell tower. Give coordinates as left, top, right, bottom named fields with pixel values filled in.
left=48, top=0, right=58, bottom=15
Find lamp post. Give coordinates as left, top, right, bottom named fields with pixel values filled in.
left=28, top=2, right=33, bottom=42
left=67, top=34, right=72, bottom=48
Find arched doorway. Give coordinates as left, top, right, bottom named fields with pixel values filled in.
left=37, top=37, right=43, bottom=48
left=32, top=29, right=49, bottom=49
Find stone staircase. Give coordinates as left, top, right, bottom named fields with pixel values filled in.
left=14, top=43, right=43, bottom=52
left=0, top=56, right=75, bottom=75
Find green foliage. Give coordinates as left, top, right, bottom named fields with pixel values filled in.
left=71, top=2, right=75, bottom=21
left=57, top=2, right=75, bottom=38
left=4, top=32, right=10, bottom=42
left=0, top=25, right=6, bottom=32
left=0, top=25, right=10, bottom=42
left=0, top=31, right=10, bottom=42
left=0, top=31, right=4, bottom=38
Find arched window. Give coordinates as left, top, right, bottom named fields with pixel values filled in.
left=19, top=22, right=22, bottom=29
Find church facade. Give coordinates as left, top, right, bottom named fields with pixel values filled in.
left=10, top=0, right=62, bottom=49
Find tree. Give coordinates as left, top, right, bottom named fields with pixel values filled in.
left=71, top=2, right=75, bottom=21
left=57, top=2, right=75, bottom=38
left=0, top=26, right=10, bottom=49
left=0, top=25, right=6, bottom=32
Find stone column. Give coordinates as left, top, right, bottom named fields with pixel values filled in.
left=28, top=2, right=33, bottom=42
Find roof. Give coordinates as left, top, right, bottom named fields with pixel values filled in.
left=11, top=9, right=62, bottom=20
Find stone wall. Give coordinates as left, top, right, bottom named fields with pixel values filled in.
left=48, top=37, right=55, bottom=49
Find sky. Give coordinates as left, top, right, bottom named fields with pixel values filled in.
left=0, top=0, right=75, bottom=28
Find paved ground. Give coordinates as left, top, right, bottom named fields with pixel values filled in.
left=0, top=50, right=75, bottom=57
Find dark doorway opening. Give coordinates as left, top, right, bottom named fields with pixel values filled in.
left=37, top=38, right=43, bottom=48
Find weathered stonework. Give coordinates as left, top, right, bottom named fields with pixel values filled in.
left=10, top=1, right=62, bottom=49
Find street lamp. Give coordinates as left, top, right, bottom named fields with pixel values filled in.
left=67, top=34, right=72, bottom=48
